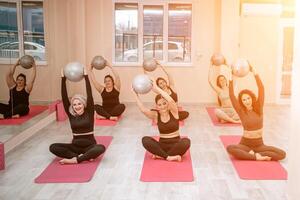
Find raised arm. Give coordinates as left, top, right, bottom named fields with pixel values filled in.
left=6, top=60, right=18, bottom=89
left=159, top=63, right=175, bottom=90
left=133, top=90, right=156, bottom=120
left=85, top=69, right=94, bottom=109
left=208, top=65, right=222, bottom=94
left=61, top=69, right=70, bottom=115
left=249, top=64, right=264, bottom=107
left=107, top=62, right=121, bottom=91
left=229, top=74, right=241, bottom=113
left=87, top=64, right=104, bottom=93
left=25, top=61, right=37, bottom=93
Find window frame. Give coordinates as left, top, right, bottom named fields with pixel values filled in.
left=0, top=0, right=47, bottom=65
left=112, top=0, right=193, bottom=67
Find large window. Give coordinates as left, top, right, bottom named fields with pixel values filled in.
left=0, top=0, right=45, bottom=64
left=114, top=2, right=192, bottom=65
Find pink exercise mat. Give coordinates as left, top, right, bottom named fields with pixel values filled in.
left=140, top=137, right=193, bottom=182
left=206, top=107, right=241, bottom=127
left=220, top=135, right=287, bottom=180
left=34, top=136, right=113, bottom=183
left=94, top=116, right=122, bottom=126
left=0, top=105, right=48, bottom=125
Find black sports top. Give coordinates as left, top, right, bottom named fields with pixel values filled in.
left=8, top=86, right=29, bottom=107
left=62, top=75, right=94, bottom=134
left=157, top=111, right=179, bottom=134
left=169, top=88, right=178, bottom=103
left=101, top=87, right=120, bottom=110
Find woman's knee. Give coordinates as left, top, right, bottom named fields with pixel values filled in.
left=94, top=145, right=106, bottom=155
left=226, top=145, right=237, bottom=154
left=142, top=136, right=154, bottom=148
left=49, top=143, right=59, bottom=153
left=181, top=138, right=191, bottom=148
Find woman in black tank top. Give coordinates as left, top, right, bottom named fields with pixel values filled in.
left=133, top=80, right=190, bottom=162
left=144, top=62, right=189, bottom=121
left=0, top=59, right=36, bottom=119
left=88, top=62, right=125, bottom=121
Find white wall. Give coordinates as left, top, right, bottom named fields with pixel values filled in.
left=0, top=0, right=284, bottom=105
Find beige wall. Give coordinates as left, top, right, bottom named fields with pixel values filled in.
left=0, top=0, right=284, bottom=104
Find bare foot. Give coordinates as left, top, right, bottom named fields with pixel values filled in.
left=219, top=119, right=226, bottom=124
left=109, top=116, right=118, bottom=121
left=59, top=157, right=78, bottom=164
left=152, top=155, right=164, bottom=160
left=249, top=150, right=255, bottom=155
left=0, top=114, right=4, bottom=119
left=12, top=114, right=20, bottom=119
left=255, top=153, right=271, bottom=161
left=96, top=115, right=106, bottom=120
left=166, top=155, right=182, bottom=162
left=232, top=119, right=241, bottom=124
left=89, top=159, right=94, bottom=162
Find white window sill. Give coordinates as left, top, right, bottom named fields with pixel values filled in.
left=0, top=60, right=47, bottom=66
left=112, top=62, right=193, bottom=68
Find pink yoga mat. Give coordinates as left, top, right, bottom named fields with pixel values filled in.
left=34, top=136, right=113, bottom=183
left=220, top=135, right=287, bottom=180
left=140, top=137, right=193, bottom=182
left=0, top=105, right=48, bottom=125
left=206, top=107, right=241, bottom=127
left=95, top=116, right=122, bottom=126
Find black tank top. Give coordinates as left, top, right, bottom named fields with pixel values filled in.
left=8, top=86, right=29, bottom=107
left=169, top=88, right=178, bottom=103
left=101, top=87, right=120, bottom=110
left=157, top=111, right=179, bottom=134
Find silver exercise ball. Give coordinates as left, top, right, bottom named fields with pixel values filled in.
left=132, top=74, right=152, bottom=94
left=143, top=58, right=157, bottom=72
left=231, top=58, right=250, bottom=77
left=20, top=55, right=34, bottom=69
left=91, top=55, right=107, bottom=70
left=211, top=53, right=225, bottom=66
left=63, top=62, right=84, bottom=82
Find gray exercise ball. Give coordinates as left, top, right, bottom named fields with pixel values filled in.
left=20, top=55, right=34, bottom=69
left=143, top=58, right=157, bottom=72
left=91, top=56, right=107, bottom=70
left=231, top=58, right=250, bottom=77
left=132, top=74, right=152, bottom=94
left=211, top=53, right=225, bottom=66
left=63, top=62, right=84, bottom=82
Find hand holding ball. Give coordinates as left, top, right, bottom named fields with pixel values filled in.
left=63, top=62, right=84, bottom=82
left=132, top=74, right=152, bottom=94
left=143, top=58, right=157, bottom=72
left=91, top=56, right=107, bottom=70
left=231, top=59, right=250, bottom=77
left=211, top=53, right=225, bottom=66
left=20, top=55, right=35, bottom=69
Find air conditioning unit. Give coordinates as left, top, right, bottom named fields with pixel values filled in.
left=241, top=3, right=282, bottom=16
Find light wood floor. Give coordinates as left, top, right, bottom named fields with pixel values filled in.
left=0, top=104, right=290, bottom=200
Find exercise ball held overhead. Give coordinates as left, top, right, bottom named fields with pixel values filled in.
left=231, top=58, right=250, bottom=77
left=91, top=55, right=107, bottom=70
left=143, top=58, right=157, bottom=72
left=211, top=53, right=225, bottom=66
left=20, top=55, right=34, bottom=69
left=132, top=74, right=152, bottom=94
left=63, top=62, right=84, bottom=82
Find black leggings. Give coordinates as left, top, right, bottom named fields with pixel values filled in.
left=179, top=111, right=189, bottom=121
left=0, top=103, right=29, bottom=119
left=49, top=135, right=106, bottom=163
left=142, top=136, right=190, bottom=159
left=95, top=104, right=125, bottom=119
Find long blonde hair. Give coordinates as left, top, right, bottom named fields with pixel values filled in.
left=69, top=94, right=87, bottom=116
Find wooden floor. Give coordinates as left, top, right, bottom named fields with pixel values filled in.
left=0, top=104, right=290, bottom=200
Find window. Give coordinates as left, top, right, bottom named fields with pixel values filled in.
left=0, top=0, right=45, bottom=64
left=114, top=2, right=192, bottom=65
